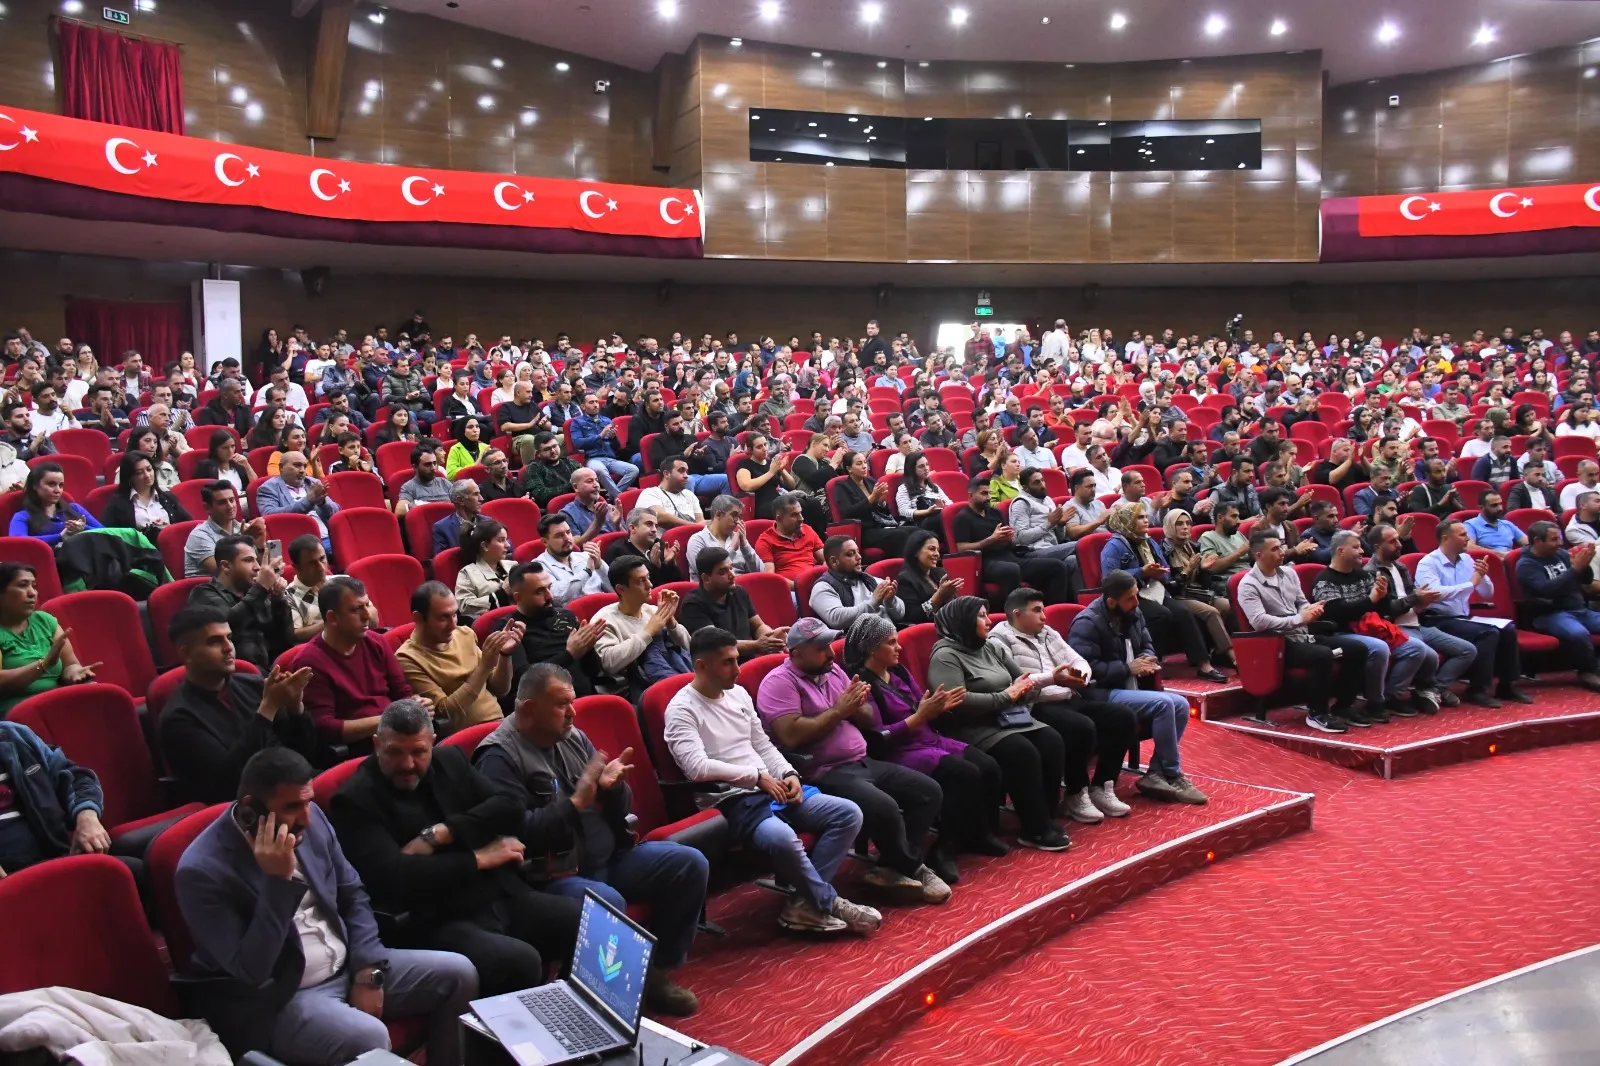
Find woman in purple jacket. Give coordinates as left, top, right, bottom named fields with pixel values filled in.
left=845, top=613, right=1008, bottom=883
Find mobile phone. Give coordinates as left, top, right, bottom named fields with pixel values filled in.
left=266, top=539, right=284, bottom=568
left=232, top=797, right=269, bottom=834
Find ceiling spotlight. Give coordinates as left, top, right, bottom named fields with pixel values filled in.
left=860, top=1, right=882, bottom=24
left=1109, top=12, right=1127, bottom=30
left=848, top=116, right=858, bottom=122
left=949, top=6, right=967, bottom=26
left=657, top=0, right=677, bottom=17
left=555, top=61, right=570, bottom=71
left=808, top=121, right=817, bottom=126
left=60, top=0, right=83, bottom=10
left=1473, top=23, right=1495, bottom=46
left=1376, top=20, right=1399, bottom=44
left=825, top=161, right=835, bottom=166
left=758, top=0, right=779, bottom=20
left=730, top=37, right=742, bottom=45
left=1237, top=162, right=1247, bottom=168
left=876, top=60, right=887, bottom=68
left=811, top=50, right=822, bottom=57
left=476, top=94, right=495, bottom=109
left=1041, top=16, right=1049, bottom=23
left=490, top=57, right=504, bottom=68
left=818, top=132, right=827, bottom=137
left=918, top=60, right=929, bottom=67
left=1204, top=14, right=1225, bottom=36
left=924, top=115, right=933, bottom=121
left=1269, top=18, right=1286, bottom=36
left=753, top=113, right=761, bottom=119
left=366, top=9, right=384, bottom=22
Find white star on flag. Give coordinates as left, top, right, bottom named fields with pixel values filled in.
left=685, top=204, right=695, bottom=215
left=1428, top=202, right=1441, bottom=212
left=431, top=184, right=446, bottom=197
left=142, top=151, right=158, bottom=167
left=246, top=163, right=260, bottom=178
left=522, top=190, right=535, bottom=202
left=1519, top=197, right=1533, bottom=208
left=20, top=127, right=38, bottom=142
left=338, top=179, right=351, bottom=193
left=606, top=198, right=618, bottom=211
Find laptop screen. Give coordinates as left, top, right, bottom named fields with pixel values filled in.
left=571, top=891, right=655, bottom=1034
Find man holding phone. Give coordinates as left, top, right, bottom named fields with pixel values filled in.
left=173, top=748, right=479, bottom=1065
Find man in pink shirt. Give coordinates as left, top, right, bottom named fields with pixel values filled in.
left=296, top=575, right=416, bottom=750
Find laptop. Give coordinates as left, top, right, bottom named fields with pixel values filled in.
left=470, top=890, right=656, bottom=1066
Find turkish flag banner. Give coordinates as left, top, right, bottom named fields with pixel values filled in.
left=0, top=105, right=703, bottom=240
left=1357, top=182, right=1600, bottom=238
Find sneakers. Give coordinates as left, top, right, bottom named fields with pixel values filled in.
left=1166, top=774, right=1210, bottom=805
left=1385, top=699, right=1420, bottom=718
left=1497, top=685, right=1535, bottom=705
left=1465, top=688, right=1503, bottom=708
left=777, top=898, right=847, bottom=934
left=1305, top=712, right=1349, bottom=733
left=912, top=864, right=953, bottom=904
left=1063, top=787, right=1105, bottom=824
left=1341, top=705, right=1373, bottom=727
left=1413, top=689, right=1441, bottom=715
left=829, top=895, right=883, bottom=935
left=925, top=845, right=961, bottom=886
left=1438, top=689, right=1461, bottom=707
left=971, top=833, right=1011, bottom=857
left=862, top=864, right=925, bottom=900
left=1579, top=672, right=1600, bottom=693
left=644, top=968, right=700, bottom=1017
left=1017, top=824, right=1072, bottom=852
left=1136, top=770, right=1183, bottom=800
left=1362, top=702, right=1392, bottom=724
left=1090, top=782, right=1132, bottom=817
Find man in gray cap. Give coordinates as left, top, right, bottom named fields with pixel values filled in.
left=755, top=618, right=951, bottom=902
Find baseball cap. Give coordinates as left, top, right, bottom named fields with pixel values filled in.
left=786, top=617, right=841, bottom=651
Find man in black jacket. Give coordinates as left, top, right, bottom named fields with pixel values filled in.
left=194, top=377, right=254, bottom=436
left=159, top=605, right=319, bottom=805
left=488, top=561, right=606, bottom=698
left=187, top=536, right=294, bottom=671
left=329, top=700, right=581, bottom=996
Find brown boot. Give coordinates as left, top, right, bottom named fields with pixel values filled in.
left=644, top=967, right=699, bottom=1017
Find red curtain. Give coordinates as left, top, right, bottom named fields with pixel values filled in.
left=64, top=299, right=191, bottom=373
left=57, top=20, right=184, bottom=134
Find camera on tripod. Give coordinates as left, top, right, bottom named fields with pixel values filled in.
left=1224, top=313, right=1244, bottom=344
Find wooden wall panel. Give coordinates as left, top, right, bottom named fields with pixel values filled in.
left=1324, top=41, right=1600, bottom=196
left=695, top=40, right=1322, bottom=263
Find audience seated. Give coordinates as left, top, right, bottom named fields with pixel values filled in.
left=286, top=534, right=330, bottom=642
left=396, top=581, right=515, bottom=731
left=184, top=480, right=267, bottom=577
left=160, top=605, right=318, bottom=804
left=0, top=562, right=95, bottom=716
left=1101, top=503, right=1230, bottom=682
left=397, top=441, right=451, bottom=517
left=490, top=560, right=606, bottom=698
left=0, top=716, right=117, bottom=879
left=680, top=546, right=787, bottom=660
left=755, top=493, right=825, bottom=585
left=595, top=555, right=690, bottom=698
left=810, top=533, right=905, bottom=629
left=472, top=663, right=708, bottom=1015
left=570, top=390, right=639, bottom=495
left=605, top=507, right=683, bottom=587
left=639, top=456, right=707, bottom=528
left=329, top=700, right=581, bottom=996
left=686, top=494, right=764, bottom=577
left=9, top=462, right=100, bottom=545
left=534, top=512, right=610, bottom=605
left=432, top=477, right=482, bottom=555
left=175, top=747, right=478, bottom=1064
left=298, top=576, right=416, bottom=750
left=953, top=475, right=1072, bottom=604
left=187, top=535, right=294, bottom=672
left=102, top=450, right=190, bottom=542
left=520, top=432, right=582, bottom=508
left=664, top=627, right=879, bottom=936
left=1516, top=521, right=1600, bottom=692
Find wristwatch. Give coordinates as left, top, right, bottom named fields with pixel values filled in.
left=354, top=963, right=388, bottom=990
left=419, top=824, right=441, bottom=847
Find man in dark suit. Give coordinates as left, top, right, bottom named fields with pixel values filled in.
left=329, top=700, right=582, bottom=996
left=173, top=748, right=478, bottom=1065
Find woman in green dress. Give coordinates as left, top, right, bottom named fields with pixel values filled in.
left=0, top=562, right=96, bottom=717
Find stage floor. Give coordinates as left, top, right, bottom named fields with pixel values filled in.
left=1281, top=943, right=1600, bottom=1066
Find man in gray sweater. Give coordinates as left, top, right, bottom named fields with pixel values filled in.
left=474, top=663, right=709, bottom=1016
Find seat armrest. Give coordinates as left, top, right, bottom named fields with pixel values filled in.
left=642, top=808, right=730, bottom=864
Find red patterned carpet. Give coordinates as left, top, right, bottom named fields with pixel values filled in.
left=860, top=736, right=1600, bottom=1066
left=667, top=768, right=1304, bottom=1064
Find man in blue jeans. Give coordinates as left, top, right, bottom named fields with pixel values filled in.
left=1312, top=530, right=1440, bottom=721
left=664, top=627, right=882, bottom=937
left=568, top=391, right=639, bottom=495
left=1367, top=523, right=1478, bottom=707
left=473, top=663, right=708, bottom=1017
left=1516, top=521, right=1600, bottom=692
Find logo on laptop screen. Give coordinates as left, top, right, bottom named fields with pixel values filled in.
left=598, top=935, right=623, bottom=982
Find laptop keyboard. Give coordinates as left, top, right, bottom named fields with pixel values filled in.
left=516, top=986, right=614, bottom=1054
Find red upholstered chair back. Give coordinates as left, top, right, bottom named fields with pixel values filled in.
left=404, top=501, right=455, bottom=566
left=47, top=590, right=156, bottom=699
left=793, top=565, right=827, bottom=619
left=472, top=605, right=519, bottom=644
left=737, top=653, right=786, bottom=709
left=639, top=673, right=695, bottom=781
left=0, top=536, right=63, bottom=604
left=736, top=571, right=799, bottom=628
left=897, top=623, right=938, bottom=689
left=158, top=520, right=201, bottom=580
left=440, top=720, right=499, bottom=753
left=0, top=854, right=179, bottom=1015
left=148, top=803, right=229, bottom=972
left=481, top=497, right=544, bottom=549
left=10, top=683, right=165, bottom=831
left=346, top=554, right=426, bottom=628
left=1075, top=531, right=1112, bottom=592
left=433, top=547, right=467, bottom=593
left=148, top=576, right=210, bottom=668
left=383, top=622, right=416, bottom=651
left=311, top=756, right=366, bottom=813
left=330, top=506, right=405, bottom=565
left=575, top=694, right=673, bottom=834
left=569, top=593, right=619, bottom=624
left=325, top=470, right=387, bottom=510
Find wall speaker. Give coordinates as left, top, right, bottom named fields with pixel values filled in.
left=300, top=266, right=330, bottom=298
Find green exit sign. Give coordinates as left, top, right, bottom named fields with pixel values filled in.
left=103, top=6, right=130, bottom=23
left=974, top=305, right=994, bottom=317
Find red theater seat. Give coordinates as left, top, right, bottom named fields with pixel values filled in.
left=346, top=554, right=426, bottom=628
left=575, top=694, right=726, bottom=848
left=0, top=536, right=63, bottom=604
left=48, top=590, right=157, bottom=700
left=330, top=506, right=405, bottom=565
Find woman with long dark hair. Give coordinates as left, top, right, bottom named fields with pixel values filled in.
left=894, top=453, right=952, bottom=541
left=247, top=404, right=289, bottom=450
left=894, top=529, right=962, bottom=626
left=834, top=450, right=917, bottom=557
left=194, top=429, right=257, bottom=497
left=374, top=405, right=419, bottom=447
left=455, top=518, right=513, bottom=617
left=0, top=562, right=96, bottom=715
left=103, top=451, right=191, bottom=542
left=9, top=463, right=100, bottom=544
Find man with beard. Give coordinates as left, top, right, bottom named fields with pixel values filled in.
left=395, top=440, right=451, bottom=517
left=1009, top=467, right=1081, bottom=562
left=648, top=409, right=729, bottom=496
left=518, top=432, right=583, bottom=509
left=488, top=561, right=607, bottom=697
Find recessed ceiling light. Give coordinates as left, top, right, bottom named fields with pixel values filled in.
left=1205, top=137, right=1215, bottom=143
left=860, top=1, right=882, bottom=24
left=657, top=0, right=677, bottom=17
left=868, top=136, right=875, bottom=141
left=924, top=115, right=933, bottom=121
left=818, top=133, right=827, bottom=137
left=877, top=60, right=887, bottom=68
left=1041, top=16, right=1049, bottom=24
left=1109, top=12, right=1127, bottom=30
left=1204, top=13, right=1225, bottom=36
left=1076, top=148, right=1085, bottom=154
left=1473, top=23, right=1495, bottom=46
left=1376, top=20, right=1399, bottom=44
left=848, top=116, right=858, bottom=122
left=808, top=121, right=817, bottom=126
left=918, top=60, right=929, bottom=67
left=758, top=0, right=779, bottom=21
left=366, top=9, right=384, bottom=22
left=477, top=94, right=495, bottom=109
left=753, top=113, right=761, bottom=120
left=1269, top=18, right=1287, bottom=36
left=555, top=61, right=570, bottom=71
left=1238, top=162, right=1247, bottom=168
left=730, top=37, right=742, bottom=45
left=949, top=6, right=967, bottom=27
left=768, top=127, right=775, bottom=131
left=811, top=50, right=822, bottom=57
left=825, top=161, right=835, bottom=166
left=490, top=57, right=504, bottom=68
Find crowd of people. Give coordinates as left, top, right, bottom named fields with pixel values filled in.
left=3, top=312, right=1600, bottom=1065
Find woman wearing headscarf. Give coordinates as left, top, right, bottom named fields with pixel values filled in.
left=1160, top=508, right=1236, bottom=666
left=846, top=614, right=1007, bottom=883
left=924, top=597, right=1073, bottom=852
left=1101, top=503, right=1230, bottom=682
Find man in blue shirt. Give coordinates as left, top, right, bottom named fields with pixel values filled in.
left=1463, top=490, right=1527, bottom=556
left=1516, top=520, right=1600, bottom=692
left=1351, top=467, right=1398, bottom=521
left=567, top=391, right=639, bottom=496
left=1416, top=517, right=1531, bottom=706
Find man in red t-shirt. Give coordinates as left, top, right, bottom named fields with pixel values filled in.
left=295, top=575, right=415, bottom=750
left=755, top=494, right=823, bottom=586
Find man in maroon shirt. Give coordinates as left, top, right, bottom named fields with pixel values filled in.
left=296, top=575, right=417, bottom=750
